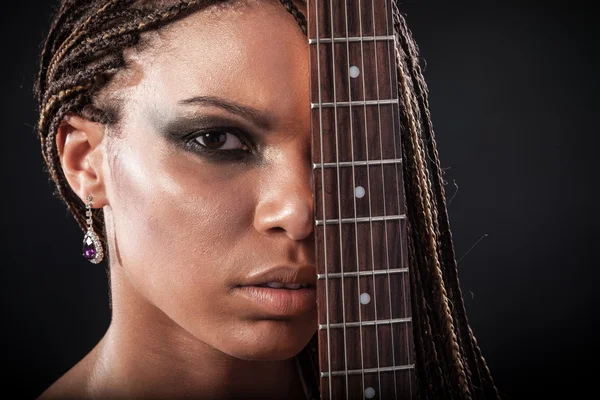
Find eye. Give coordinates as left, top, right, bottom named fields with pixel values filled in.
left=194, top=130, right=249, bottom=151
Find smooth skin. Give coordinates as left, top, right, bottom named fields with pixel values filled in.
left=41, top=1, right=316, bottom=399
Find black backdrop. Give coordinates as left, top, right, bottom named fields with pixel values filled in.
left=2, top=1, right=598, bottom=398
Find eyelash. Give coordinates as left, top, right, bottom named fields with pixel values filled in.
left=184, top=128, right=254, bottom=162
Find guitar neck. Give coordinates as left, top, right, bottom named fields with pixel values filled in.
left=307, top=0, right=416, bottom=398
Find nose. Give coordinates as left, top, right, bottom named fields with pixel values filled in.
left=253, top=149, right=314, bottom=241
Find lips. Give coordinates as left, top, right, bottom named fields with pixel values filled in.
left=236, top=265, right=317, bottom=317
left=256, top=282, right=310, bottom=289
left=239, top=264, right=317, bottom=287
left=235, top=285, right=316, bottom=317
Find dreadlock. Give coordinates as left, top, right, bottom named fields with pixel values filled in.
left=34, top=0, right=498, bottom=398
left=390, top=1, right=500, bottom=398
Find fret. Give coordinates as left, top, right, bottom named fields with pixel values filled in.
left=315, top=165, right=405, bottom=219
left=317, top=322, right=413, bottom=371
left=316, top=263, right=411, bottom=320
left=308, top=35, right=395, bottom=44
left=319, top=317, right=411, bottom=330
left=310, top=105, right=402, bottom=163
left=321, top=364, right=415, bottom=378
left=313, top=158, right=402, bottom=169
left=315, top=214, right=405, bottom=226
left=311, top=98, right=398, bottom=109
left=317, top=268, right=407, bottom=280
left=309, top=41, right=397, bottom=103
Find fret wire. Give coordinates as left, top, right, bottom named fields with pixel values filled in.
left=321, top=364, right=415, bottom=378
left=318, top=317, right=412, bottom=330
left=313, top=1, right=333, bottom=398
left=308, top=34, right=395, bottom=44
left=317, top=268, right=408, bottom=279
left=313, top=158, right=402, bottom=169
left=315, top=214, right=406, bottom=226
left=311, top=99, right=398, bottom=108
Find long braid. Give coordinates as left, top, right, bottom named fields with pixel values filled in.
left=404, top=48, right=477, bottom=398
left=395, top=2, right=500, bottom=398
left=397, top=9, right=500, bottom=398
left=407, top=222, right=447, bottom=398
left=399, top=86, right=447, bottom=398
left=396, top=22, right=473, bottom=400
left=398, top=41, right=473, bottom=396
left=391, top=1, right=500, bottom=398
left=470, top=325, right=501, bottom=399
left=394, top=10, right=485, bottom=398
left=396, top=42, right=460, bottom=396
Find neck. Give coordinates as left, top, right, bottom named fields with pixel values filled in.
left=87, top=262, right=306, bottom=400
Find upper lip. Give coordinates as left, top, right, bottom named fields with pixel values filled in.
left=239, top=265, right=317, bottom=287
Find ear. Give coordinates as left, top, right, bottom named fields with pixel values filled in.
left=56, top=114, right=109, bottom=208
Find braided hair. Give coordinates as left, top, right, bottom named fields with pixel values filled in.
left=34, top=0, right=498, bottom=398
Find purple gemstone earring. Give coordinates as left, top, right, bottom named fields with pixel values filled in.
left=82, top=195, right=104, bottom=264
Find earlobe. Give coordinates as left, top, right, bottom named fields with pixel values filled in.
left=57, top=114, right=109, bottom=208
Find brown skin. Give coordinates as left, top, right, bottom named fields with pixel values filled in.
left=41, top=1, right=315, bottom=399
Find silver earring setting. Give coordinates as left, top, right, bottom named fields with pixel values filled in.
left=82, top=195, right=104, bottom=264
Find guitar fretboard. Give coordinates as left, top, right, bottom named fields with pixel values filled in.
left=307, top=0, right=417, bottom=398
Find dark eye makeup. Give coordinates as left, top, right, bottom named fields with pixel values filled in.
left=162, top=114, right=259, bottom=163
left=184, top=128, right=253, bottom=162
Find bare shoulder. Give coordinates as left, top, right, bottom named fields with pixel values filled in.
left=37, top=345, right=102, bottom=400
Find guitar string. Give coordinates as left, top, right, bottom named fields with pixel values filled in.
left=384, top=0, right=413, bottom=397
left=377, top=0, right=399, bottom=397
left=356, top=0, right=384, bottom=397
left=342, top=0, right=367, bottom=396
left=326, top=0, right=351, bottom=398
left=313, top=1, right=333, bottom=398
left=371, top=0, right=398, bottom=398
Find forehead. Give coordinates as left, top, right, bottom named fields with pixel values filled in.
left=119, top=0, right=308, bottom=125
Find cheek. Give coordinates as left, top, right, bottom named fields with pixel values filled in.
left=107, top=136, right=254, bottom=321
left=107, top=141, right=317, bottom=358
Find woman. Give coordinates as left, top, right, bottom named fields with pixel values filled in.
left=35, top=0, right=499, bottom=398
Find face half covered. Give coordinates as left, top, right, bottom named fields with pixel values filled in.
left=101, top=0, right=316, bottom=361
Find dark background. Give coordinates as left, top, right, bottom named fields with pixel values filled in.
left=2, top=0, right=597, bottom=398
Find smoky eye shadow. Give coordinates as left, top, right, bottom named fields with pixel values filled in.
left=162, top=115, right=239, bottom=140
left=159, top=114, right=264, bottom=164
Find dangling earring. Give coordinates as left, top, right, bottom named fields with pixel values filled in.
left=82, top=194, right=104, bottom=264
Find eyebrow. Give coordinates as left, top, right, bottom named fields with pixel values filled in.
left=178, top=95, right=272, bottom=130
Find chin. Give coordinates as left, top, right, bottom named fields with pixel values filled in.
left=223, top=317, right=317, bottom=361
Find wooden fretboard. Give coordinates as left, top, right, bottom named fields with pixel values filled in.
left=307, top=0, right=416, bottom=398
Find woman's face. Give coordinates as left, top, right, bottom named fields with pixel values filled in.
left=102, top=0, right=316, bottom=360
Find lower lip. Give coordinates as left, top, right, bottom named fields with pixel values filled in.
left=235, top=285, right=317, bottom=317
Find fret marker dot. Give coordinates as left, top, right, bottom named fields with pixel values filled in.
left=349, top=66, right=360, bottom=78
left=365, top=387, right=376, bottom=399
left=360, top=293, right=371, bottom=305
left=355, top=186, right=365, bottom=198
